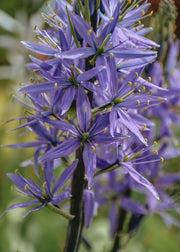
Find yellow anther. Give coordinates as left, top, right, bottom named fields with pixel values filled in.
left=24, top=93, right=27, bottom=98
left=58, top=20, right=61, bottom=26
left=10, top=186, right=14, bottom=192
left=142, top=86, right=146, bottom=92
left=54, top=44, right=58, bottom=49
left=154, top=141, right=158, bottom=147
left=103, top=108, right=107, bottom=114
left=54, top=82, right=58, bottom=88
left=43, top=18, right=46, bottom=23
left=19, top=81, right=22, bottom=86
left=142, top=124, right=146, bottom=131
left=141, top=9, right=145, bottom=16
left=57, top=8, right=60, bottom=14
left=135, top=72, right=138, bottom=78
left=88, top=29, right=92, bottom=35
left=66, top=131, right=69, bottom=137
left=161, top=157, right=164, bottom=163
left=109, top=17, right=114, bottom=22
left=110, top=53, right=114, bottom=58
left=128, top=81, right=132, bottom=87
left=149, top=11, right=153, bottom=17
left=24, top=184, right=28, bottom=191
left=136, top=4, right=139, bottom=8
left=138, top=89, right=141, bottom=93
left=92, top=145, right=96, bottom=152
left=67, top=114, right=70, bottom=121
left=145, top=138, right=148, bottom=143
left=137, top=100, right=140, bottom=106
left=147, top=100, right=150, bottom=106
left=134, top=82, right=137, bottom=87
left=33, top=69, right=37, bottom=74
left=47, top=15, right=51, bottom=20
left=14, top=168, right=18, bottom=174
left=154, top=150, right=158, bottom=156
left=34, top=25, right=37, bottom=30
left=127, top=0, right=131, bottom=4
left=46, top=1, right=50, bottom=6
left=35, top=34, right=40, bottom=39
left=104, top=128, right=107, bottom=133
left=52, top=14, right=56, bottom=19
left=135, top=27, right=138, bottom=32
left=43, top=181, right=46, bottom=188
left=84, top=106, right=87, bottom=112
left=41, top=12, right=44, bottom=18
left=138, top=20, right=141, bottom=25
left=148, top=77, right=151, bottom=82
left=149, top=90, right=153, bottom=95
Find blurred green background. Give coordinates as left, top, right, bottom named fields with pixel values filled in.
left=0, top=0, right=180, bottom=251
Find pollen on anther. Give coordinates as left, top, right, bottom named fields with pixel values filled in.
left=43, top=181, right=46, bottom=188
left=137, top=100, right=140, bottom=106
left=142, top=86, right=146, bottom=92
left=110, top=53, right=114, bottom=58
left=84, top=106, right=87, bottom=112
left=24, top=184, right=28, bottom=191
left=145, top=138, right=148, bottom=143
left=14, top=169, right=18, bottom=174
left=104, top=128, right=107, bottom=133
left=92, top=145, right=96, bottom=152
left=41, top=12, right=44, bottom=18
left=58, top=20, right=61, bottom=26
left=134, top=82, right=137, bottom=87
left=147, top=100, right=150, bottom=106
left=141, top=9, right=145, bottom=16
left=128, top=81, right=132, bottom=87
left=154, top=150, right=158, bottom=156
left=54, top=44, right=58, bottom=49
left=135, top=72, right=138, bottom=78
left=46, top=1, right=50, bottom=7
left=66, top=131, right=69, bottom=137
left=54, top=82, right=58, bottom=88
left=57, top=8, right=60, bottom=14
left=149, top=90, right=153, bottom=95
left=34, top=25, right=37, bottom=30
left=142, top=124, right=146, bottom=131
left=52, top=14, right=56, bottom=19
left=138, top=20, right=141, bottom=25
left=161, top=157, right=164, bottom=163
left=154, top=141, right=158, bottom=147
left=110, top=17, right=114, bottom=22
left=148, top=77, right=151, bottom=82
left=33, top=69, right=37, bottom=74
left=24, top=93, right=27, bottom=98
left=88, top=29, right=92, bottom=35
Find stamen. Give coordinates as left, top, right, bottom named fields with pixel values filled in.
left=34, top=25, right=37, bottom=30
left=41, top=12, right=44, bottom=18
left=104, top=128, right=107, bottom=133
left=135, top=72, right=138, bottom=78
left=161, top=157, right=164, bottom=163
left=110, top=53, right=114, bottom=58
left=24, top=184, right=28, bottom=191
left=147, top=100, right=150, bottom=106
left=84, top=106, right=87, bottom=112
left=66, top=131, right=69, bottom=137
left=14, top=169, right=18, bottom=174
left=19, top=81, right=22, bottom=86
left=52, top=14, right=56, bottom=19
left=142, top=86, right=146, bottom=92
left=154, top=150, right=158, bottom=156
left=67, top=114, right=70, bottom=121
left=109, top=17, right=114, bottom=22
left=154, top=141, right=158, bottom=147
left=137, top=100, right=140, bottom=106
left=88, top=29, right=92, bottom=35
left=43, top=181, right=46, bottom=188
left=148, top=77, right=151, bottom=82
left=145, top=138, right=148, bottom=143
left=57, top=8, right=60, bottom=14
left=141, top=9, right=145, bottom=16
left=128, top=81, right=132, bottom=87
left=142, top=124, right=146, bottom=131
left=54, top=82, right=58, bottom=88
left=149, top=90, right=153, bottom=95
left=92, top=146, right=96, bottom=152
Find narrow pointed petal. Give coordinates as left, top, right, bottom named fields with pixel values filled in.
left=121, top=162, right=159, bottom=200
left=51, top=192, right=71, bottom=205
left=77, top=86, right=91, bottom=132
left=91, top=132, right=126, bottom=144
left=23, top=203, right=46, bottom=218
left=117, top=108, right=147, bottom=146
left=0, top=200, right=40, bottom=220
left=89, top=113, right=109, bottom=136
left=83, top=143, right=96, bottom=188
left=59, top=47, right=94, bottom=59
left=121, top=197, right=147, bottom=214
left=83, top=189, right=95, bottom=228
left=21, top=41, right=57, bottom=55
left=52, top=159, right=78, bottom=194
left=77, top=66, right=106, bottom=82
left=40, top=138, right=81, bottom=162
left=44, top=161, right=53, bottom=197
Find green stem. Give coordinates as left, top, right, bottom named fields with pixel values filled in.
left=63, top=147, right=85, bottom=252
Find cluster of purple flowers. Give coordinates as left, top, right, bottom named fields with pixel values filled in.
left=2, top=0, right=180, bottom=251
